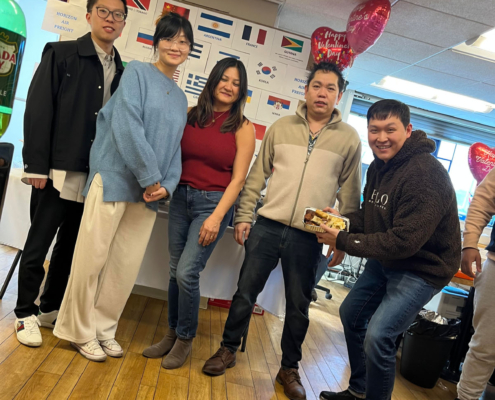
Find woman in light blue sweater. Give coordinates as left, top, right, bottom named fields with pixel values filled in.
left=53, top=13, right=193, bottom=362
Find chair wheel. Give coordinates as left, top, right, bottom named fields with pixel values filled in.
left=325, top=293, right=332, bottom=300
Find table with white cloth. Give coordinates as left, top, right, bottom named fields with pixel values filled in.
left=0, top=169, right=288, bottom=317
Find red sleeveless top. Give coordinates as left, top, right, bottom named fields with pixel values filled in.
left=179, top=111, right=237, bottom=192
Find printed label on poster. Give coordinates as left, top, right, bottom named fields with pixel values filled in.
left=204, top=44, right=249, bottom=74
left=42, top=0, right=90, bottom=39
left=246, top=57, right=287, bottom=92
left=255, top=90, right=298, bottom=124
left=180, top=69, right=209, bottom=105
left=281, top=65, right=309, bottom=101
left=194, top=10, right=237, bottom=47
left=243, top=86, right=262, bottom=120
left=270, top=30, right=311, bottom=68
left=231, top=21, right=275, bottom=58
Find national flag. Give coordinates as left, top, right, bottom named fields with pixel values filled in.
left=185, top=73, right=207, bottom=97
left=256, top=62, right=277, bottom=79
left=253, top=123, right=266, bottom=140
left=281, top=36, right=304, bottom=53
left=173, top=69, right=181, bottom=84
left=136, top=29, right=153, bottom=46
left=219, top=51, right=241, bottom=60
left=127, top=0, right=151, bottom=11
left=190, top=42, right=204, bottom=59
left=197, top=12, right=234, bottom=39
left=156, top=2, right=190, bottom=24
left=267, top=95, right=290, bottom=110
left=242, top=25, right=267, bottom=45
left=247, top=89, right=253, bottom=103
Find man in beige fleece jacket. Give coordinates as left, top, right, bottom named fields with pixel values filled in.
left=456, top=167, right=495, bottom=400
left=202, top=62, right=362, bottom=400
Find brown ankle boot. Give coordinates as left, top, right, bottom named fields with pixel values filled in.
left=161, top=337, right=193, bottom=369
left=142, top=328, right=177, bottom=358
left=276, top=367, right=306, bottom=400
left=202, top=346, right=236, bottom=376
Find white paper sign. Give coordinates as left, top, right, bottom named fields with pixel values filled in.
left=204, top=44, right=249, bottom=74
left=246, top=57, right=287, bottom=92
left=114, top=20, right=133, bottom=55
left=244, top=86, right=262, bottom=120
left=126, top=0, right=157, bottom=25
left=183, top=40, right=210, bottom=73
left=194, top=10, right=237, bottom=47
left=180, top=69, right=209, bottom=105
left=42, top=0, right=89, bottom=39
left=68, top=0, right=87, bottom=7
left=281, top=66, right=309, bottom=101
left=125, top=24, right=155, bottom=58
left=270, top=30, right=311, bottom=68
left=231, top=21, right=275, bottom=58
left=255, top=91, right=298, bottom=124
left=152, top=0, right=198, bottom=28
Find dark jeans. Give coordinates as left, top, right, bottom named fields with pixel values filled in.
left=340, top=259, right=439, bottom=400
left=168, top=185, right=233, bottom=339
left=15, top=181, right=84, bottom=318
left=222, top=216, right=322, bottom=369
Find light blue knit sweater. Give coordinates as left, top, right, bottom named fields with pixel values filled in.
left=83, top=61, right=188, bottom=212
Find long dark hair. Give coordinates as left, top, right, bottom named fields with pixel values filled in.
left=187, top=58, right=248, bottom=133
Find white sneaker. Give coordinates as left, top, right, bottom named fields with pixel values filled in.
left=15, top=315, right=42, bottom=347
left=71, top=339, right=107, bottom=362
left=100, top=339, right=124, bottom=358
left=38, top=310, right=58, bottom=329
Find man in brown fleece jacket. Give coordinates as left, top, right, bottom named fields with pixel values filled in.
left=318, top=99, right=461, bottom=400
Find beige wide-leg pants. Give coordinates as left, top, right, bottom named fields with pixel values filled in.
left=457, top=256, right=495, bottom=400
left=53, top=174, right=156, bottom=343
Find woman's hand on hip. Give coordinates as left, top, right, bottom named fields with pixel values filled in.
left=199, top=214, right=223, bottom=247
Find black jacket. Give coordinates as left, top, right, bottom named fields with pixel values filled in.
left=337, top=130, right=461, bottom=289
left=22, top=33, right=124, bottom=175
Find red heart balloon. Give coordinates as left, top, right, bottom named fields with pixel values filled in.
left=468, top=143, right=495, bottom=184
left=311, top=27, right=356, bottom=71
left=346, top=0, right=391, bottom=55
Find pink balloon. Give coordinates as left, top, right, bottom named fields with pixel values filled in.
left=346, top=0, right=391, bottom=55
left=468, top=143, right=495, bottom=184
left=311, top=27, right=356, bottom=71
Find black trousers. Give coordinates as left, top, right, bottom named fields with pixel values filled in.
left=222, top=216, right=322, bottom=369
left=14, top=180, right=84, bottom=318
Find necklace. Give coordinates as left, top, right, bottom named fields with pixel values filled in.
left=212, top=110, right=229, bottom=124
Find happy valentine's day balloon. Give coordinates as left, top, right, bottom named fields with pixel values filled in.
left=468, top=142, right=495, bottom=184
left=311, top=27, right=356, bottom=71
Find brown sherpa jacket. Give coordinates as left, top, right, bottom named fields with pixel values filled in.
left=235, top=102, right=362, bottom=230
left=336, top=130, right=462, bottom=289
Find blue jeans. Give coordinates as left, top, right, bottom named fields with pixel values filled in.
left=167, top=185, right=233, bottom=339
left=340, top=259, right=439, bottom=400
left=222, top=216, right=322, bottom=369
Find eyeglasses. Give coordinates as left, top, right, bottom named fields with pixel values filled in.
left=159, top=38, right=191, bottom=52
left=94, top=7, right=126, bottom=22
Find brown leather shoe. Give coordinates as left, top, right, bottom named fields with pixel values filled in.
left=202, top=346, right=236, bottom=376
left=276, top=367, right=306, bottom=400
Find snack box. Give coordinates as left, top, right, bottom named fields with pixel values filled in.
left=302, top=207, right=350, bottom=233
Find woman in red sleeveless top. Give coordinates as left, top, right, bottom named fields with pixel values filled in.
left=143, top=58, right=255, bottom=369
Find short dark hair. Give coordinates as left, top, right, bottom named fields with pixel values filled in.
left=188, top=58, right=249, bottom=134
left=367, top=99, right=411, bottom=129
left=154, top=12, right=194, bottom=53
left=307, top=62, right=345, bottom=93
left=87, top=0, right=128, bottom=17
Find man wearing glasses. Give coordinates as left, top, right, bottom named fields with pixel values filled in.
left=15, top=0, right=127, bottom=347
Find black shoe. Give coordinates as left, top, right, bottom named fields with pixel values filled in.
left=320, top=389, right=360, bottom=400
left=311, top=289, right=318, bottom=302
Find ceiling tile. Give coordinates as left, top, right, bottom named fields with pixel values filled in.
left=391, top=66, right=478, bottom=92
left=346, top=68, right=385, bottom=86
left=417, top=50, right=495, bottom=81
left=368, top=32, right=443, bottom=64
left=453, top=82, right=495, bottom=104
left=385, top=2, right=491, bottom=48
left=352, top=53, right=409, bottom=75
left=405, top=0, right=495, bottom=28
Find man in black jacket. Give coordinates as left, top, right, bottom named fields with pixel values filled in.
left=15, top=0, right=126, bottom=347
left=317, top=100, right=461, bottom=400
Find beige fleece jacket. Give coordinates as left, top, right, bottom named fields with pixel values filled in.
left=463, top=167, right=495, bottom=257
left=235, top=102, right=362, bottom=231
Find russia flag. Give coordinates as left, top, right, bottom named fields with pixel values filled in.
left=137, top=31, right=153, bottom=46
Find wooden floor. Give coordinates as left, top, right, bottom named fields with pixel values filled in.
left=0, top=244, right=460, bottom=400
